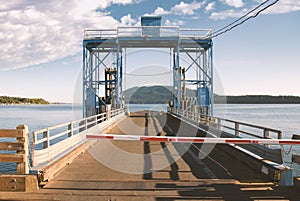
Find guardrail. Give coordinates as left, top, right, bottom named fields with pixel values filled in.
left=173, top=109, right=282, bottom=140
left=32, top=108, right=125, bottom=168
left=0, top=125, right=29, bottom=174
left=84, top=26, right=212, bottom=39
left=170, top=109, right=296, bottom=185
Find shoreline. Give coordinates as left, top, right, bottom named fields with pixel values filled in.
left=0, top=103, right=66, bottom=106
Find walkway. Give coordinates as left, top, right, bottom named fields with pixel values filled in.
left=1, top=112, right=299, bottom=200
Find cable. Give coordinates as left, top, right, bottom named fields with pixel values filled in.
left=213, top=0, right=271, bottom=36
left=209, top=0, right=279, bottom=39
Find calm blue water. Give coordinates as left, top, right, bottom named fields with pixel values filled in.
left=0, top=104, right=81, bottom=173
left=0, top=104, right=299, bottom=176
left=217, top=104, right=300, bottom=176
left=215, top=104, right=300, bottom=139
left=0, top=104, right=81, bottom=132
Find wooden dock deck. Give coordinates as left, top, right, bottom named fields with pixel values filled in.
left=1, top=112, right=299, bottom=200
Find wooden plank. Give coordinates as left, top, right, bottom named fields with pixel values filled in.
left=0, top=129, right=24, bottom=138
left=38, top=120, right=117, bottom=182
left=40, top=143, right=91, bottom=182
left=0, top=175, right=39, bottom=192
left=0, top=142, right=24, bottom=151
left=0, top=154, right=25, bottom=163
left=0, top=176, right=25, bottom=191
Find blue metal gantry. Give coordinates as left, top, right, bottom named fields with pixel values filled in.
left=82, top=16, right=213, bottom=117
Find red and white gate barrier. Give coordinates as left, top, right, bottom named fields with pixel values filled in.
left=86, top=134, right=300, bottom=145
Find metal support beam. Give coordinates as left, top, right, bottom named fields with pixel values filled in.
left=210, top=45, right=214, bottom=116
left=83, top=26, right=213, bottom=117
left=82, top=44, right=86, bottom=117
left=116, top=42, right=123, bottom=109
left=173, top=44, right=181, bottom=111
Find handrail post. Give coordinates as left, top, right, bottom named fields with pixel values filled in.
left=94, top=114, right=97, bottom=124
left=106, top=105, right=111, bottom=120
left=32, top=131, right=36, bottom=167
left=278, top=131, right=282, bottom=139
left=235, top=122, right=240, bottom=137
left=43, top=129, right=49, bottom=149
left=16, top=125, right=29, bottom=174
left=264, top=129, right=270, bottom=138
left=264, top=129, right=270, bottom=148
left=68, top=122, right=73, bottom=137
left=205, top=114, right=209, bottom=124
left=217, top=118, right=221, bottom=130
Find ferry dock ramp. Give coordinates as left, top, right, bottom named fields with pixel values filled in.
left=1, top=16, right=300, bottom=200
left=1, top=109, right=300, bottom=200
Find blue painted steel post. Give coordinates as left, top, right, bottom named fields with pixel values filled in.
left=177, top=42, right=181, bottom=111
left=173, top=48, right=178, bottom=110
left=82, top=43, right=86, bottom=118
left=119, top=44, right=123, bottom=108
left=116, top=40, right=122, bottom=109
left=210, top=44, right=214, bottom=116
left=173, top=44, right=181, bottom=111
left=196, top=48, right=201, bottom=112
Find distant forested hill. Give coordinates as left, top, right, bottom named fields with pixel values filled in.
left=124, top=86, right=196, bottom=104
left=215, top=95, right=300, bottom=104
left=124, top=86, right=300, bottom=104
left=0, top=96, right=49, bottom=104
left=124, top=86, right=172, bottom=104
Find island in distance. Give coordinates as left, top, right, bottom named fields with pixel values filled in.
left=0, top=96, right=49, bottom=105
left=2, top=86, right=300, bottom=105
left=124, top=86, right=300, bottom=104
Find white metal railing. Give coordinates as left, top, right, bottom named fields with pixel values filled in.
left=172, top=109, right=282, bottom=140
left=84, top=26, right=212, bottom=39
left=83, top=29, right=118, bottom=39
left=31, top=108, right=125, bottom=168
left=179, top=28, right=212, bottom=38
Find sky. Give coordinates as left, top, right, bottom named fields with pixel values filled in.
left=0, top=0, right=299, bottom=103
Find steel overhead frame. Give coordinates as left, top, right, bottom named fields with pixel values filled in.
left=82, top=26, right=213, bottom=117
left=82, top=38, right=122, bottom=117
left=178, top=38, right=213, bottom=116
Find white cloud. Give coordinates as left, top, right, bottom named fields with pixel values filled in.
left=210, top=9, right=245, bottom=20
left=221, top=0, right=244, bottom=8
left=153, top=7, right=170, bottom=15
left=121, top=14, right=137, bottom=26
left=171, top=1, right=205, bottom=15
left=151, top=1, right=207, bottom=17
left=98, top=0, right=140, bottom=9
left=210, top=0, right=300, bottom=20
left=0, top=1, right=142, bottom=71
left=205, top=2, right=215, bottom=11
left=262, top=0, right=300, bottom=14
left=165, top=19, right=185, bottom=26
left=151, top=1, right=205, bottom=16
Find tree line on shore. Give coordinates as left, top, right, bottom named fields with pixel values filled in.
left=0, top=96, right=49, bottom=104
left=2, top=86, right=300, bottom=105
